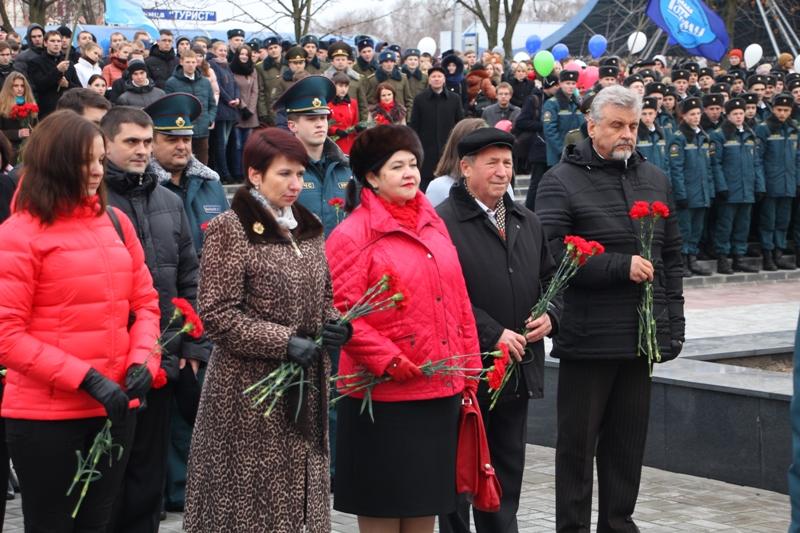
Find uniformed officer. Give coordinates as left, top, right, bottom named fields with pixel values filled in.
left=658, top=84, right=678, bottom=138
left=701, top=93, right=724, bottom=132
left=256, top=35, right=284, bottom=125
left=698, top=67, right=714, bottom=94
left=542, top=69, right=582, bottom=167
left=360, top=50, right=412, bottom=109
left=730, top=70, right=746, bottom=97
left=274, top=46, right=310, bottom=104
left=709, top=82, right=731, bottom=104
left=742, top=92, right=760, bottom=129
left=748, top=75, right=771, bottom=121
left=323, top=41, right=367, bottom=122
left=274, top=75, right=351, bottom=235
left=638, top=96, right=670, bottom=177
left=671, top=69, right=691, bottom=100
left=144, top=93, right=225, bottom=512
left=353, top=35, right=378, bottom=76
left=755, top=93, right=800, bottom=270
left=226, top=28, right=245, bottom=62
left=668, top=96, right=714, bottom=276
left=788, top=79, right=800, bottom=121
left=709, top=97, right=764, bottom=274
left=401, top=48, right=428, bottom=107
left=300, top=34, right=325, bottom=74
left=622, top=74, right=645, bottom=95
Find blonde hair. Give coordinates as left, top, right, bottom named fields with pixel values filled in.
left=0, top=72, right=37, bottom=118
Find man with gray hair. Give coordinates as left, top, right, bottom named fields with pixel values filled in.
left=536, top=85, right=685, bottom=533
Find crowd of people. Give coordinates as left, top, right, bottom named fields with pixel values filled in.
left=0, top=20, right=794, bottom=533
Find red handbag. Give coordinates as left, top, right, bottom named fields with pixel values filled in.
left=455, top=389, right=502, bottom=512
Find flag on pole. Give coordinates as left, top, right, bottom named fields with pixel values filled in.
left=646, top=0, right=730, bottom=61
left=105, top=0, right=159, bottom=39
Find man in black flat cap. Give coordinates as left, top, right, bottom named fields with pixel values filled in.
left=437, top=128, right=561, bottom=533
left=409, top=64, right=464, bottom=190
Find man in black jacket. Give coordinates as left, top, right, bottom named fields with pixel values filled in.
left=537, top=85, right=685, bottom=533
left=437, top=128, right=561, bottom=533
left=27, top=30, right=72, bottom=117
left=101, top=106, right=209, bottom=533
left=409, top=64, right=464, bottom=191
left=145, top=30, right=177, bottom=89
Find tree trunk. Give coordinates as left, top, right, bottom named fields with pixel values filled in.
left=486, top=0, right=500, bottom=50
left=722, top=0, right=737, bottom=47
left=27, top=0, right=48, bottom=25
left=502, top=0, right=525, bottom=57
left=0, top=0, right=12, bottom=33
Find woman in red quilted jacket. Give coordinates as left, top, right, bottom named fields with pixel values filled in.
left=0, top=110, right=160, bottom=531
left=327, top=71, right=360, bottom=155
left=327, top=124, right=481, bottom=533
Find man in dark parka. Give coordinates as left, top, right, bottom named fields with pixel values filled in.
left=409, top=64, right=464, bottom=191
left=536, top=85, right=685, bottom=533
left=437, top=128, right=561, bottom=533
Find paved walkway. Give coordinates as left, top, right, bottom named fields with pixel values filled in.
left=3, top=444, right=788, bottom=532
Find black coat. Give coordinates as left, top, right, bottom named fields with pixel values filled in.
left=513, top=88, right=547, bottom=163
left=436, top=182, right=561, bottom=401
left=105, top=161, right=210, bottom=362
left=408, top=88, right=464, bottom=188
left=145, top=45, right=177, bottom=89
left=535, top=138, right=685, bottom=361
left=27, top=52, right=67, bottom=117
left=508, top=77, right=534, bottom=109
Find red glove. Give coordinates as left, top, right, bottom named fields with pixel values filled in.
left=385, top=355, right=422, bottom=382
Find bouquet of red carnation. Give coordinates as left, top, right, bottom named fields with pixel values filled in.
left=9, top=102, right=39, bottom=129
left=328, top=197, right=345, bottom=224
left=67, top=297, right=202, bottom=518
left=244, top=272, right=405, bottom=421
left=629, top=200, right=670, bottom=375
left=487, top=235, right=604, bottom=410
left=331, top=347, right=498, bottom=422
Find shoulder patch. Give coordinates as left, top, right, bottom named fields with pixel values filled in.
left=543, top=110, right=552, bottom=122
left=669, top=144, right=680, bottom=157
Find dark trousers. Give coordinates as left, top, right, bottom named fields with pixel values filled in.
left=525, top=162, right=549, bottom=211
left=760, top=196, right=793, bottom=251
left=439, top=396, right=529, bottom=533
left=555, top=358, right=651, bottom=533
left=6, top=416, right=136, bottom=533
left=714, top=202, right=752, bottom=256
left=108, top=386, right=172, bottom=533
left=191, top=137, right=209, bottom=166
left=212, top=121, right=234, bottom=180
left=677, top=207, right=706, bottom=254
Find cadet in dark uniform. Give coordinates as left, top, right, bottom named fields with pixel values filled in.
left=755, top=93, right=800, bottom=270
left=659, top=85, right=679, bottom=145
left=701, top=93, right=724, bottom=132
left=353, top=35, right=378, bottom=76
left=300, top=34, right=325, bottom=74
left=698, top=67, right=714, bottom=94
left=748, top=75, right=771, bottom=122
left=709, top=97, right=764, bottom=274
left=709, top=82, right=731, bottom=104
left=256, top=35, right=284, bottom=125
left=323, top=41, right=367, bottom=122
left=668, top=97, right=714, bottom=276
left=743, top=92, right=760, bottom=129
left=274, top=46, right=310, bottom=103
left=638, top=96, right=670, bottom=177
left=542, top=69, right=582, bottom=167
left=360, top=50, right=412, bottom=109
left=672, top=69, right=691, bottom=101
left=401, top=48, right=428, bottom=109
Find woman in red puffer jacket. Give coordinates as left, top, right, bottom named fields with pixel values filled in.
left=326, top=125, right=481, bottom=533
left=0, top=110, right=160, bottom=531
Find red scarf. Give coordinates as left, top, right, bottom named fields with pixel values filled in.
left=111, top=57, right=128, bottom=70
left=377, top=193, right=420, bottom=232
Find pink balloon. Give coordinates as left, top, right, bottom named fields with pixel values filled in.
left=578, top=66, right=599, bottom=91
left=563, top=61, right=581, bottom=72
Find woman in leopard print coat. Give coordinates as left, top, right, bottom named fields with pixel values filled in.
left=184, top=128, right=344, bottom=533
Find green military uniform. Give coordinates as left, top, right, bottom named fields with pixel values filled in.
left=324, top=42, right=368, bottom=122
left=401, top=48, right=427, bottom=117
left=361, top=60, right=413, bottom=110
left=353, top=35, right=378, bottom=76
left=709, top=98, right=765, bottom=272
left=256, top=56, right=283, bottom=124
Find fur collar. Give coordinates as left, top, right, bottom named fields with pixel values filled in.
left=230, top=187, right=322, bottom=245
left=150, top=156, right=220, bottom=184
left=376, top=67, right=402, bottom=82
left=401, top=65, right=422, bottom=80
left=356, top=56, right=378, bottom=72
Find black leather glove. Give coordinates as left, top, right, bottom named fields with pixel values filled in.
left=81, top=368, right=129, bottom=424
left=287, top=336, right=320, bottom=369
left=125, top=364, right=152, bottom=400
left=321, top=320, right=353, bottom=349
left=676, top=198, right=689, bottom=210
left=716, top=190, right=728, bottom=202
left=161, top=353, right=180, bottom=383
left=755, top=192, right=766, bottom=202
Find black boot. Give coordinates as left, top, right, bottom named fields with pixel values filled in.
left=688, top=254, right=712, bottom=276
left=763, top=250, right=778, bottom=271
left=732, top=255, right=759, bottom=273
left=681, top=254, right=693, bottom=277
left=717, top=256, right=734, bottom=275
left=774, top=249, right=796, bottom=270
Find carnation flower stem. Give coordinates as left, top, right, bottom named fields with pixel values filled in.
left=66, top=419, right=123, bottom=519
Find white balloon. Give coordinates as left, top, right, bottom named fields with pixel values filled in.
left=573, top=59, right=587, bottom=68
left=417, top=37, right=437, bottom=57
left=627, top=31, right=647, bottom=54
left=744, top=43, right=763, bottom=67
left=794, top=55, right=800, bottom=73
left=513, top=51, right=530, bottom=62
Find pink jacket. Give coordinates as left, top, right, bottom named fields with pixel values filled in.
left=0, top=201, right=160, bottom=420
left=326, top=190, right=481, bottom=402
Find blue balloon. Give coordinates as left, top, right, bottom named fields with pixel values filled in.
left=525, top=35, right=541, bottom=55
left=588, top=34, right=607, bottom=59
left=552, top=43, right=569, bottom=61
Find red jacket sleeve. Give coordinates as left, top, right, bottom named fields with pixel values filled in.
left=117, top=209, right=162, bottom=377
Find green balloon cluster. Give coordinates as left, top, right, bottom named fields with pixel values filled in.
left=533, top=51, right=555, bottom=77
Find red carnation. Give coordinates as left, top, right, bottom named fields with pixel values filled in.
left=328, top=197, right=345, bottom=209
left=152, top=368, right=168, bottom=389
left=588, top=240, right=605, bottom=255
left=629, top=201, right=651, bottom=219
left=651, top=201, right=670, bottom=219
left=171, top=297, right=204, bottom=339
left=27, top=103, right=39, bottom=114
left=487, top=367, right=504, bottom=390
left=171, top=297, right=195, bottom=318
left=496, top=342, right=510, bottom=363
left=200, top=221, right=209, bottom=232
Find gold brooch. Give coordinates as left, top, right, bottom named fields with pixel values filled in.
left=312, top=97, right=321, bottom=108
left=175, top=116, right=186, bottom=127
left=253, top=222, right=264, bottom=235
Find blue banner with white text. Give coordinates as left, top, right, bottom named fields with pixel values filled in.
left=646, top=0, right=729, bottom=61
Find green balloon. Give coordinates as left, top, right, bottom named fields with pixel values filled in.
left=533, top=50, right=555, bottom=77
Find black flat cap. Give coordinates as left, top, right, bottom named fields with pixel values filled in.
left=458, top=128, right=516, bottom=158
